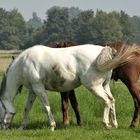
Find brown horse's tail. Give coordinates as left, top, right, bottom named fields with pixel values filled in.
left=96, top=44, right=140, bottom=72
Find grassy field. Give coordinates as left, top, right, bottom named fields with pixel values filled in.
left=0, top=54, right=140, bottom=139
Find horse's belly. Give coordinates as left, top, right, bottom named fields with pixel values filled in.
left=45, top=77, right=80, bottom=92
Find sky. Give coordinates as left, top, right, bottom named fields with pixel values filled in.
left=0, top=0, right=140, bottom=20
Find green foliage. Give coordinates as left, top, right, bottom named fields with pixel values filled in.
left=31, top=8, right=137, bottom=46
left=0, top=7, right=140, bottom=50
left=131, top=16, right=140, bottom=44
left=92, top=11, right=123, bottom=45
left=117, top=11, right=136, bottom=43
left=42, top=6, right=73, bottom=44
left=0, top=8, right=27, bottom=50
left=72, top=10, right=95, bottom=43
left=27, top=12, right=43, bottom=29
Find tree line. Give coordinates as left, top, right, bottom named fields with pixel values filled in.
left=0, top=6, right=140, bottom=50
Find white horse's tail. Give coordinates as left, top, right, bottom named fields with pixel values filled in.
left=96, top=45, right=140, bottom=72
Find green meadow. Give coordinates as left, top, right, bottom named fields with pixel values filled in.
left=0, top=51, right=139, bottom=140
left=0, top=71, right=140, bottom=140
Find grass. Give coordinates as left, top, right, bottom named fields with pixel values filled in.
left=0, top=79, right=140, bottom=140
left=0, top=54, right=140, bottom=139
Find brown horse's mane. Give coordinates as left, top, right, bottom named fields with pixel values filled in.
left=106, top=42, right=140, bottom=59
left=107, top=41, right=138, bottom=50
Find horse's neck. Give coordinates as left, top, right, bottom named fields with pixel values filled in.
left=2, top=71, right=19, bottom=101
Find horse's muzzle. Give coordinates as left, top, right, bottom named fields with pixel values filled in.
left=0, top=121, right=11, bottom=129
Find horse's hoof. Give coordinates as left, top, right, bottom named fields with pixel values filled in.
left=50, top=122, right=56, bottom=131
left=77, top=120, right=82, bottom=126
left=112, top=123, right=118, bottom=128
left=18, top=126, right=24, bottom=130
left=104, top=123, right=118, bottom=129
left=51, top=126, right=55, bottom=131
left=129, top=124, right=135, bottom=129
left=106, top=125, right=113, bottom=129
left=0, top=122, right=4, bottom=129
left=63, top=120, right=70, bottom=126
left=0, top=122, right=11, bottom=129
left=77, top=122, right=82, bottom=126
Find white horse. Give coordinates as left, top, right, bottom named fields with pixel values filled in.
left=0, top=44, right=138, bottom=130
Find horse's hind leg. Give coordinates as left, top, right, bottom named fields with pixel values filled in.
left=19, top=91, right=36, bottom=129
left=103, top=79, right=118, bottom=128
left=69, top=90, right=81, bottom=125
left=60, top=92, right=70, bottom=125
left=126, top=83, right=140, bottom=128
left=85, top=84, right=118, bottom=129
left=32, top=83, right=56, bottom=131
left=130, top=97, right=140, bottom=128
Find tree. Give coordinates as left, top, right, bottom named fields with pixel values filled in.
left=131, top=16, right=140, bottom=44
left=93, top=10, right=123, bottom=45
left=72, top=10, right=123, bottom=45
left=68, top=7, right=81, bottom=20
left=0, top=8, right=27, bottom=49
left=29, top=7, right=139, bottom=47
left=118, top=11, right=136, bottom=43
left=41, top=6, right=73, bottom=44
left=27, top=12, right=43, bottom=28
left=72, top=10, right=95, bottom=43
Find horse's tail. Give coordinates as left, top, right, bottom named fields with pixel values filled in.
left=96, top=44, right=140, bottom=72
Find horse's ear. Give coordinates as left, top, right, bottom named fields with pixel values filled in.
left=12, top=56, right=15, bottom=60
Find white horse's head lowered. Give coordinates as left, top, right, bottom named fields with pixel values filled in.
left=0, top=44, right=139, bottom=130
left=0, top=59, right=16, bottom=128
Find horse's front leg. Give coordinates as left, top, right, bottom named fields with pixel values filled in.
left=60, top=92, right=70, bottom=125
left=32, top=83, right=56, bottom=131
left=19, top=91, right=36, bottom=129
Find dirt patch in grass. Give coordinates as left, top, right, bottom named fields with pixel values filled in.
left=0, top=50, right=21, bottom=71
left=0, top=58, right=12, bottom=71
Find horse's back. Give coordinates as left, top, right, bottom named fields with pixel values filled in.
left=10, top=44, right=104, bottom=91
left=21, top=44, right=103, bottom=63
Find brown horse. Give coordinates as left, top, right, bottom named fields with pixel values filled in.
left=54, top=41, right=140, bottom=128
left=110, top=42, right=140, bottom=128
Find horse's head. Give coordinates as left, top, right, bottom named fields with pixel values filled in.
left=0, top=57, right=16, bottom=129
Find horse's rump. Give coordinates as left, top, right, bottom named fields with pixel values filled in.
left=96, top=44, right=140, bottom=72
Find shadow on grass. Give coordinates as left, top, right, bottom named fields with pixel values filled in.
left=11, top=120, right=82, bottom=130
